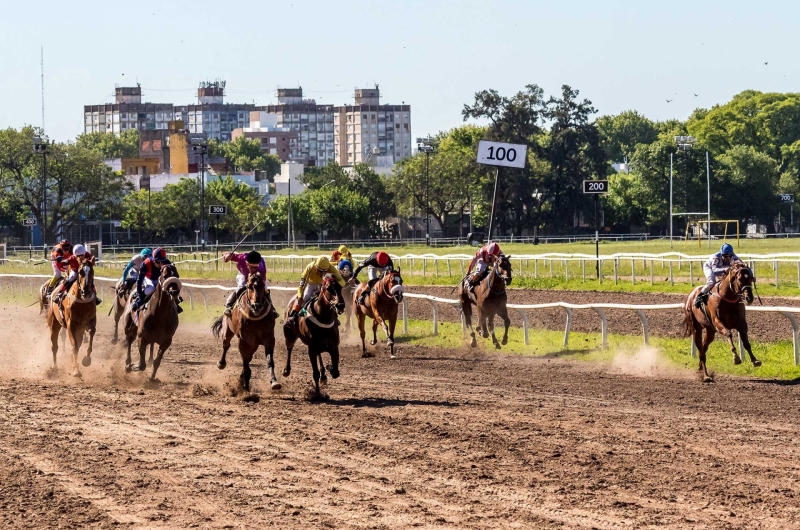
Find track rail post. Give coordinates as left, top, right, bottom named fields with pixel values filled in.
left=562, top=306, right=573, bottom=350
left=633, top=309, right=650, bottom=345
left=515, top=308, right=529, bottom=345
left=591, top=307, right=608, bottom=349
left=779, top=311, right=800, bottom=365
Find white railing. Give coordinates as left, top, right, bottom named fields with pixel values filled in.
left=3, top=273, right=799, bottom=365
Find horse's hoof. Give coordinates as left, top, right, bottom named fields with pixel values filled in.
left=70, top=370, right=82, bottom=378
left=320, top=373, right=328, bottom=383
left=271, top=381, right=282, bottom=391
left=217, top=360, right=226, bottom=370
left=733, top=356, right=742, bottom=365
left=282, top=368, right=291, bottom=378
left=481, top=331, right=489, bottom=339
left=124, top=364, right=132, bottom=373
left=110, top=338, right=118, bottom=345
left=753, top=360, right=763, bottom=367
left=81, top=356, right=92, bottom=367
left=703, top=376, right=714, bottom=383
left=369, top=340, right=377, bottom=346
left=327, top=365, right=340, bottom=379
left=390, top=354, right=397, bottom=360
left=494, top=343, right=501, bottom=350
left=470, top=340, right=477, bottom=348
left=137, top=363, right=146, bottom=372
left=501, top=337, right=508, bottom=346
left=387, top=339, right=394, bottom=346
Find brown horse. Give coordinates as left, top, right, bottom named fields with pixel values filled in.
left=211, top=272, right=280, bottom=392
left=353, top=268, right=404, bottom=359
left=122, top=264, right=181, bottom=380
left=109, top=280, right=133, bottom=345
left=683, top=261, right=760, bottom=382
left=458, top=254, right=513, bottom=349
left=338, top=262, right=357, bottom=333
left=45, top=256, right=98, bottom=377
left=282, top=275, right=345, bottom=397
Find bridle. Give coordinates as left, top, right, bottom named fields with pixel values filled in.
left=377, top=271, right=404, bottom=303
left=241, top=273, right=270, bottom=319
left=78, top=260, right=94, bottom=299
left=715, top=264, right=754, bottom=304
left=486, top=256, right=511, bottom=295
left=319, top=276, right=344, bottom=315
left=159, top=264, right=182, bottom=303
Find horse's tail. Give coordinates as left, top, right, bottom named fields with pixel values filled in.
left=211, top=316, right=224, bottom=339
left=682, top=300, right=694, bottom=338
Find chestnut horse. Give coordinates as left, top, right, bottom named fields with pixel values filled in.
left=683, top=261, right=760, bottom=382
left=122, top=264, right=181, bottom=381
left=211, top=272, right=280, bottom=392
left=282, top=275, right=345, bottom=397
left=353, top=268, right=404, bottom=359
left=458, top=254, right=513, bottom=349
left=45, top=256, right=97, bottom=377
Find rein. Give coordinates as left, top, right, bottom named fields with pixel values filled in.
left=714, top=266, right=752, bottom=304
left=237, top=283, right=272, bottom=321
left=486, top=263, right=507, bottom=295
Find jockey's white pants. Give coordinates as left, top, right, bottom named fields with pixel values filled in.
left=367, top=265, right=389, bottom=281
left=300, top=283, right=321, bottom=305
left=701, top=264, right=721, bottom=293
left=471, top=260, right=489, bottom=278
left=143, top=277, right=156, bottom=297
left=52, top=262, right=63, bottom=279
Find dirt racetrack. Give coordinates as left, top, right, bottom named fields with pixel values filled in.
left=2, top=304, right=800, bottom=529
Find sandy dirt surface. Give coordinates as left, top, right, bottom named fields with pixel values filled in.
left=1, top=303, right=800, bottom=529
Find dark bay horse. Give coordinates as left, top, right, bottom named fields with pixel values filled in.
left=458, top=254, right=513, bottom=349
left=211, top=272, right=280, bottom=392
left=353, top=268, right=404, bottom=359
left=46, top=256, right=98, bottom=377
left=283, top=275, right=345, bottom=397
left=122, top=264, right=181, bottom=381
left=683, top=261, right=760, bottom=382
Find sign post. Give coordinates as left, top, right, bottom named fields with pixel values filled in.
left=583, top=180, right=609, bottom=281
left=209, top=206, right=226, bottom=257
left=780, top=194, right=795, bottom=230
left=476, top=140, right=528, bottom=241
left=23, top=217, right=36, bottom=253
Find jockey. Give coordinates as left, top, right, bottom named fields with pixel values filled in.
left=466, top=242, right=502, bottom=291
left=354, top=251, right=393, bottom=305
left=285, top=256, right=346, bottom=326
left=119, top=248, right=152, bottom=294
left=54, top=244, right=101, bottom=306
left=695, top=243, right=745, bottom=308
left=337, top=245, right=353, bottom=264
left=330, top=249, right=342, bottom=265
left=132, top=247, right=183, bottom=313
left=222, top=250, right=276, bottom=317
left=47, top=240, right=73, bottom=292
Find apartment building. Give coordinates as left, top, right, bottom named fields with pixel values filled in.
left=83, top=85, right=175, bottom=134
left=176, top=81, right=255, bottom=141
left=231, top=112, right=299, bottom=162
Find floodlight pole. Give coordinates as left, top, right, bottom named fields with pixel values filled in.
left=706, top=151, right=711, bottom=248
left=669, top=153, right=673, bottom=248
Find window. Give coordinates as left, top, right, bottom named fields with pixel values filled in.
left=270, top=137, right=277, bottom=145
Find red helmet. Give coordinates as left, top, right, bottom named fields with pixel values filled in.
left=376, top=251, right=390, bottom=267
left=153, top=247, right=168, bottom=263
left=59, top=240, right=72, bottom=252
left=331, top=250, right=341, bottom=260
left=486, top=242, right=501, bottom=256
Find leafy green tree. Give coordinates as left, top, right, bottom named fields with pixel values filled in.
left=206, top=176, right=265, bottom=238
left=120, top=189, right=155, bottom=233
left=208, top=136, right=281, bottom=177
left=300, top=161, right=351, bottom=189
left=349, top=164, right=395, bottom=236
left=0, top=126, right=132, bottom=243
left=595, top=110, right=658, bottom=162
left=306, top=187, right=369, bottom=235
left=714, top=145, right=780, bottom=224
left=263, top=194, right=314, bottom=235
left=76, top=129, right=139, bottom=159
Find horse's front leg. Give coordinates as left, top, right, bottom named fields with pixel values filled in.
left=498, top=306, right=510, bottom=346
left=137, top=338, right=148, bottom=372
left=81, top=319, right=96, bottom=367
left=370, top=318, right=380, bottom=346
left=309, top=347, right=321, bottom=397
left=240, top=349, right=253, bottom=392
left=700, top=325, right=716, bottom=383
left=68, top=326, right=83, bottom=377
left=218, top=325, right=234, bottom=370
left=357, top=308, right=371, bottom=358
left=461, top=301, right=477, bottom=348
left=713, top=317, right=740, bottom=364
left=150, top=339, right=171, bottom=381
left=282, top=328, right=296, bottom=377
left=488, top=313, right=501, bottom=350
left=387, top=316, right=397, bottom=359
left=480, top=310, right=490, bottom=339
left=49, top=317, right=61, bottom=372
left=111, top=302, right=121, bottom=344
left=264, top=334, right=281, bottom=390
left=738, top=323, right=762, bottom=367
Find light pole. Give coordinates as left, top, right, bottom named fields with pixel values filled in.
left=417, top=137, right=436, bottom=246
left=192, top=138, right=209, bottom=249
left=671, top=136, right=710, bottom=248
left=33, top=136, right=48, bottom=257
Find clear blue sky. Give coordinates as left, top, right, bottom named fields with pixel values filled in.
left=1, top=0, right=797, bottom=142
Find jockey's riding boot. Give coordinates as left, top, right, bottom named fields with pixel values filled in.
left=224, top=287, right=245, bottom=317
left=176, top=302, right=184, bottom=314
left=694, top=292, right=708, bottom=308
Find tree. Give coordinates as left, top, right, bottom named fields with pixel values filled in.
left=264, top=194, right=314, bottom=235
left=300, top=161, right=350, bottom=189
left=595, top=110, right=658, bottom=162
left=206, top=176, right=265, bottom=238
left=208, top=136, right=281, bottom=177
left=306, top=187, right=369, bottom=235
left=76, top=129, right=139, bottom=159
left=0, top=126, right=132, bottom=243
left=350, top=164, right=395, bottom=236
left=714, top=145, right=780, bottom=225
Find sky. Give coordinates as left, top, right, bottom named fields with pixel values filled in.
left=1, top=0, right=798, bottom=143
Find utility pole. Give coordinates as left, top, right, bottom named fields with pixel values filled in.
left=191, top=138, right=209, bottom=250
left=33, top=136, right=48, bottom=256
left=417, top=136, right=436, bottom=246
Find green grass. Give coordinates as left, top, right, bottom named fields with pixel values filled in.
left=5, top=237, right=800, bottom=295
left=395, top=319, right=800, bottom=380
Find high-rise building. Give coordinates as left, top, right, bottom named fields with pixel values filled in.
left=83, top=85, right=175, bottom=134
left=176, top=81, right=255, bottom=141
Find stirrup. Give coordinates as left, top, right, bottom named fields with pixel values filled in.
left=224, top=306, right=233, bottom=317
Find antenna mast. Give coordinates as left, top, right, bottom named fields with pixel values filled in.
left=40, top=46, right=45, bottom=133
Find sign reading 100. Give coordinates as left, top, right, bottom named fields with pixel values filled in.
left=476, top=140, right=528, bottom=169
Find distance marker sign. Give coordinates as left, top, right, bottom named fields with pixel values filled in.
left=583, top=180, right=609, bottom=194
left=209, top=205, right=227, bottom=215
left=476, top=140, right=528, bottom=169
left=23, top=217, right=37, bottom=226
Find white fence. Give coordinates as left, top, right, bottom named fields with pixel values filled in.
left=2, top=273, right=799, bottom=366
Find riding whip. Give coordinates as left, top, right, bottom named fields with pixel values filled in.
left=230, top=216, right=265, bottom=254
left=451, top=272, right=471, bottom=294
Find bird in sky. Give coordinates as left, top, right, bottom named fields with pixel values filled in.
left=765, top=62, right=769, bottom=65
left=694, top=93, right=699, bottom=97
left=666, top=99, right=672, bottom=103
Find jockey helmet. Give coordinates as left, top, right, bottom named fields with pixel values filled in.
left=245, top=250, right=262, bottom=264
left=315, top=256, right=331, bottom=273
left=376, top=251, right=390, bottom=267
left=140, top=248, right=153, bottom=257
left=73, top=244, right=86, bottom=256
left=153, top=247, right=168, bottom=263
left=59, top=240, right=72, bottom=252
left=338, top=259, right=353, bottom=273
left=486, top=242, right=501, bottom=256
left=331, top=250, right=341, bottom=261
left=720, top=243, right=734, bottom=256
left=338, top=245, right=349, bottom=255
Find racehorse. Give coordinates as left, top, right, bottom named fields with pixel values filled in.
left=338, top=259, right=357, bottom=333
left=353, top=268, right=404, bottom=358
left=282, top=274, right=345, bottom=397
left=683, top=261, right=760, bottom=382
left=211, top=272, right=280, bottom=392
left=109, top=280, right=133, bottom=345
left=122, top=263, right=182, bottom=381
left=458, top=254, right=513, bottom=349
left=45, top=255, right=97, bottom=377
